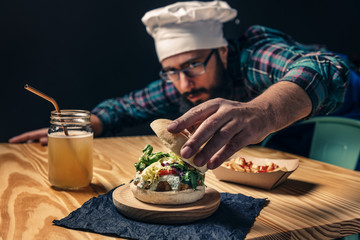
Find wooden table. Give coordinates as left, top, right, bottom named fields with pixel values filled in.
left=1, top=136, right=360, bottom=239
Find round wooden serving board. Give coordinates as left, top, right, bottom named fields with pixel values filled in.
left=112, top=184, right=221, bottom=224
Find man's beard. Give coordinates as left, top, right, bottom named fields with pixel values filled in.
left=178, top=57, right=232, bottom=114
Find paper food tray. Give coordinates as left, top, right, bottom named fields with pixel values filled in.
left=212, top=157, right=299, bottom=190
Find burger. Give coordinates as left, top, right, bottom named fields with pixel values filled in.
left=130, top=119, right=208, bottom=205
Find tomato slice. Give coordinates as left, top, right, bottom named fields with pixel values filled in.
left=158, top=169, right=176, bottom=176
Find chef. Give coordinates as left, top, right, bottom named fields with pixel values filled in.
left=10, top=1, right=359, bottom=170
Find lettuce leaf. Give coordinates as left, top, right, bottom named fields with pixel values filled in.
left=134, top=145, right=169, bottom=171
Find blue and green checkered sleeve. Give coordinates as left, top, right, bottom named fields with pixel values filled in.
left=241, top=25, right=349, bottom=117
left=91, top=79, right=181, bottom=136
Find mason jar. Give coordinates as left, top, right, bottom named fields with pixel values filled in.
left=48, top=110, right=93, bottom=189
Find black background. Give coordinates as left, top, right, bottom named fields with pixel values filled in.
left=1, top=0, right=360, bottom=142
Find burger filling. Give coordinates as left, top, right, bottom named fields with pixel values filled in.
left=133, top=145, right=205, bottom=191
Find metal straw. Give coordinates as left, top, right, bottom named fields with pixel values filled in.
left=24, top=84, right=69, bottom=136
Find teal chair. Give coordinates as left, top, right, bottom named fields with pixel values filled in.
left=262, top=116, right=360, bottom=239
left=261, top=116, right=360, bottom=170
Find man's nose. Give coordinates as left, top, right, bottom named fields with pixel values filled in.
left=178, top=71, right=195, bottom=91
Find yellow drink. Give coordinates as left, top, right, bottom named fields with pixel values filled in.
left=48, top=131, right=93, bottom=189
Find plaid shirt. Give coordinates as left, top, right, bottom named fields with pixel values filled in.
left=92, top=25, right=349, bottom=136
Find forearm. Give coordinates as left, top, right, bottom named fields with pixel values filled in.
left=166, top=81, right=311, bottom=169
left=250, top=81, right=312, bottom=134
left=91, top=80, right=181, bottom=136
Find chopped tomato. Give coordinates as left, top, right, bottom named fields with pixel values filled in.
left=258, top=166, right=269, bottom=173
left=267, top=163, right=275, bottom=171
left=158, top=169, right=176, bottom=176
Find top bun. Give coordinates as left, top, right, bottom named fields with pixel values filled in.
left=150, top=119, right=208, bottom=172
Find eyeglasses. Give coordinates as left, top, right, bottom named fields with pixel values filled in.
left=159, top=49, right=217, bottom=82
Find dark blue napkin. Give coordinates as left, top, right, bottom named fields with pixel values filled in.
left=53, top=185, right=266, bottom=240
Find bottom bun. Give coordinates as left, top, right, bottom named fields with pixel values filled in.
left=130, top=182, right=205, bottom=205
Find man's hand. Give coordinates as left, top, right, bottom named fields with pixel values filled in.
left=167, top=98, right=272, bottom=169
left=9, top=128, right=49, bottom=145
left=168, top=81, right=312, bottom=169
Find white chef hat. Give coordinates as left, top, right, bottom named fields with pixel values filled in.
left=142, top=1, right=238, bottom=62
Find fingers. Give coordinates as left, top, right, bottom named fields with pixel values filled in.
left=167, top=99, right=220, bottom=133
left=8, top=134, right=30, bottom=143
left=191, top=118, right=239, bottom=167
left=167, top=99, right=226, bottom=163
left=39, top=137, right=49, bottom=146
left=181, top=112, right=232, bottom=161
left=186, top=121, right=202, bottom=134
left=8, top=128, right=49, bottom=144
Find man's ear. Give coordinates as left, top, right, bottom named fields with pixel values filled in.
left=218, top=46, right=228, bottom=69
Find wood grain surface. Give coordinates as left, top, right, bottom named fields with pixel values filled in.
left=112, top=184, right=221, bottom=224
left=1, top=136, right=360, bottom=239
